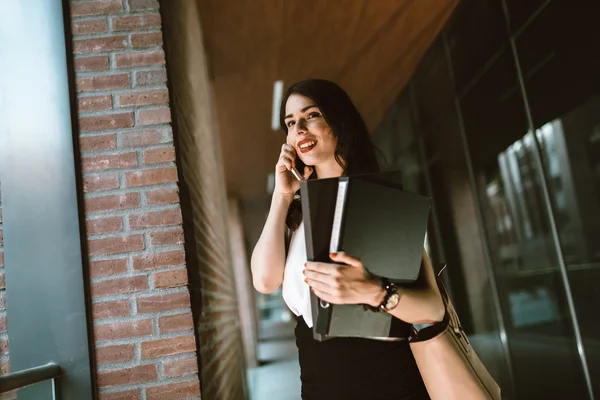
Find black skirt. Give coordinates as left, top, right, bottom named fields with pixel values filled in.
left=295, top=316, right=430, bottom=400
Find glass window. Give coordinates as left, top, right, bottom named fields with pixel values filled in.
left=460, top=44, right=589, bottom=399
left=516, top=0, right=600, bottom=394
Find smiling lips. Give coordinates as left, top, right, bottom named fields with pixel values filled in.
left=297, top=139, right=317, bottom=154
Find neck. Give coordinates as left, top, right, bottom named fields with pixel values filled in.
left=314, top=158, right=344, bottom=179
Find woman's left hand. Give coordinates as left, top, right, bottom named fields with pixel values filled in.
left=304, top=252, right=384, bottom=307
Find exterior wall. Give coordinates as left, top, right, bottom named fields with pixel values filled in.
left=227, top=199, right=259, bottom=370
left=69, top=0, right=201, bottom=398
left=160, top=1, right=247, bottom=399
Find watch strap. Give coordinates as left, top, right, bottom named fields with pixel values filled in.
left=367, top=278, right=396, bottom=312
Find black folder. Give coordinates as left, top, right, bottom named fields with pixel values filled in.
left=299, top=170, right=431, bottom=340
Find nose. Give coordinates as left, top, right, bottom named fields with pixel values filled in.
left=293, top=118, right=308, bottom=135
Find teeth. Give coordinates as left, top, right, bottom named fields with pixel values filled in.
left=299, top=141, right=316, bottom=149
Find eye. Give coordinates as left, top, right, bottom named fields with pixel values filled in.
left=286, top=120, right=295, bottom=128
left=307, top=111, right=321, bottom=119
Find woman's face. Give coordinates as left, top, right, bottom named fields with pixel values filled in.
left=284, top=94, right=337, bottom=167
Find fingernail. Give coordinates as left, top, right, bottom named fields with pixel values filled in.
left=304, top=278, right=308, bottom=284
left=302, top=269, right=305, bottom=275
left=330, top=253, right=337, bottom=257
left=304, top=262, right=307, bottom=267
left=310, top=287, right=315, bottom=292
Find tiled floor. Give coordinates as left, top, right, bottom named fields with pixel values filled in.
left=247, top=356, right=301, bottom=400
left=248, top=321, right=301, bottom=400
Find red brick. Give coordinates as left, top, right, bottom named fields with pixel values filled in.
left=78, top=95, right=113, bottom=112
left=0, top=252, right=4, bottom=268
left=0, top=294, right=5, bottom=311
left=74, top=56, right=110, bottom=71
left=162, top=357, right=198, bottom=377
left=86, top=217, right=123, bottom=235
left=159, top=313, right=194, bottom=334
left=90, top=259, right=128, bottom=277
left=97, top=365, right=156, bottom=388
left=79, top=133, right=117, bottom=152
left=135, top=69, right=166, bottom=86
left=96, top=344, right=135, bottom=364
left=146, top=381, right=200, bottom=400
left=131, top=32, right=163, bottom=48
left=82, top=152, right=137, bottom=172
left=146, top=189, right=178, bottom=205
left=0, top=229, right=3, bottom=246
left=99, top=390, right=140, bottom=400
left=141, top=335, right=195, bottom=359
left=121, top=129, right=171, bottom=147
left=83, top=174, right=119, bottom=193
left=154, top=269, right=188, bottom=289
left=125, top=167, right=178, bottom=187
left=0, top=339, right=7, bottom=357
left=88, top=235, right=145, bottom=256
left=92, top=276, right=148, bottom=297
left=94, top=319, right=153, bottom=341
left=129, top=209, right=182, bottom=230
left=119, top=89, right=168, bottom=107
left=0, top=272, right=4, bottom=289
left=136, top=292, right=189, bottom=313
left=143, top=147, right=175, bottom=164
left=70, top=0, right=123, bottom=17
left=138, top=107, right=170, bottom=125
left=72, top=18, right=107, bottom=35
left=76, top=74, right=130, bottom=92
left=150, top=228, right=184, bottom=246
left=85, top=193, right=140, bottom=213
left=93, top=300, right=130, bottom=319
left=129, top=0, right=159, bottom=11
left=79, top=113, right=134, bottom=132
left=111, top=15, right=161, bottom=31
left=133, top=250, right=185, bottom=271
left=0, top=359, right=9, bottom=375
left=116, top=51, right=164, bottom=68
left=74, top=36, right=127, bottom=54
left=0, top=315, right=7, bottom=334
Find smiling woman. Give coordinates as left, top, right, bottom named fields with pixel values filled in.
left=250, top=79, right=444, bottom=399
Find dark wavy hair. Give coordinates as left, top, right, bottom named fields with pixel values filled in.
left=280, top=79, right=383, bottom=231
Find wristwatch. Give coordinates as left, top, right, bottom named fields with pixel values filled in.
left=369, top=278, right=400, bottom=312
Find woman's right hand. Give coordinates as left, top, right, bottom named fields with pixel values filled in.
left=274, top=144, right=313, bottom=196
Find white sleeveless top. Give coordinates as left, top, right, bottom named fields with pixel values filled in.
left=282, top=222, right=314, bottom=327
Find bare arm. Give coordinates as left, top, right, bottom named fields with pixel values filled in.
left=384, top=248, right=444, bottom=324
left=250, top=143, right=313, bottom=294
left=250, top=193, right=293, bottom=293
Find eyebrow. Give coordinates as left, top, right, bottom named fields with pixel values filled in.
left=284, top=104, right=318, bottom=120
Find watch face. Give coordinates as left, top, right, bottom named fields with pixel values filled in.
left=385, top=293, right=400, bottom=310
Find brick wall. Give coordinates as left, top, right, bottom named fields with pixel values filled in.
left=160, top=1, right=247, bottom=399
left=70, top=0, right=201, bottom=398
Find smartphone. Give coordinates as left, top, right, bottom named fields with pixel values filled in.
left=291, top=157, right=307, bottom=181
left=291, top=167, right=302, bottom=181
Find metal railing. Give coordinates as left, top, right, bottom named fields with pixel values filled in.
left=0, top=363, right=61, bottom=395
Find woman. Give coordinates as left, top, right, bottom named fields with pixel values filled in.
left=251, top=79, right=445, bottom=399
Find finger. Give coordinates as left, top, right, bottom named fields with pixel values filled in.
left=278, top=156, right=293, bottom=171
left=306, top=279, right=335, bottom=295
left=282, top=144, right=297, bottom=156
left=305, top=261, right=338, bottom=275
left=302, top=165, right=313, bottom=179
left=280, top=150, right=296, bottom=168
left=303, top=268, right=330, bottom=284
left=330, top=252, right=362, bottom=267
